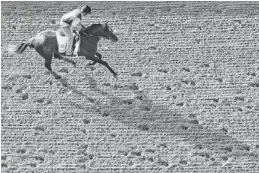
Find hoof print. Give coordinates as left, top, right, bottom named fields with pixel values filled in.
left=2, top=85, right=12, bottom=90
left=157, top=159, right=169, bottom=167
left=23, top=75, right=32, bottom=79
left=147, top=157, right=154, bottom=162
left=239, top=145, right=250, bottom=151
left=176, top=102, right=184, bottom=106
left=58, top=67, right=69, bottom=73
left=249, top=82, right=259, bottom=87
left=34, top=156, right=44, bottom=162
left=110, top=134, right=116, bottom=138
left=189, top=120, right=199, bottom=124
left=145, top=149, right=155, bottom=153
left=180, top=125, right=188, bottom=130
left=182, top=67, right=190, bottom=72
left=139, top=104, right=152, bottom=111
left=221, top=146, right=233, bottom=153
left=16, top=149, right=26, bottom=154
left=22, top=93, right=29, bottom=100
left=131, top=72, right=143, bottom=77
left=179, top=159, right=188, bottom=165
left=34, top=126, right=45, bottom=132
left=87, top=97, right=96, bottom=103
left=221, top=156, right=228, bottom=161
left=1, top=163, right=8, bottom=168
left=194, top=144, right=203, bottom=150
left=129, top=83, right=139, bottom=90
left=220, top=127, right=228, bottom=133
left=34, top=98, right=45, bottom=104
left=131, top=151, right=141, bottom=156
left=83, top=119, right=90, bottom=124
left=166, top=85, right=171, bottom=90
left=215, top=78, right=223, bottom=82
left=188, top=114, right=197, bottom=118
left=102, top=83, right=111, bottom=86
left=235, top=96, right=245, bottom=101
left=137, top=124, right=149, bottom=131
left=102, top=112, right=109, bottom=117
left=123, top=99, right=134, bottom=105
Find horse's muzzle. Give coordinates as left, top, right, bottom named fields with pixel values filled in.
left=112, top=36, right=118, bottom=42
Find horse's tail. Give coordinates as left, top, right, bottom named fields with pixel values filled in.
left=8, top=37, right=35, bottom=54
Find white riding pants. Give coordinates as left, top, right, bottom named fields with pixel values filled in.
left=61, top=26, right=73, bottom=54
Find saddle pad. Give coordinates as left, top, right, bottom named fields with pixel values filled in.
left=56, top=30, right=81, bottom=55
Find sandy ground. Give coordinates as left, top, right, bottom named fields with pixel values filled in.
left=1, top=1, right=259, bottom=172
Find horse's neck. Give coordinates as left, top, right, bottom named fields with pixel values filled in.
left=80, top=32, right=100, bottom=44
left=83, top=28, right=92, bottom=35
left=83, top=27, right=103, bottom=37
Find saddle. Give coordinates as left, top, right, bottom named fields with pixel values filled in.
left=56, top=29, right=81, bottom=55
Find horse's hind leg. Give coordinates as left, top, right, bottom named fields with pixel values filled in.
left=87, top=52, right=103, bottom=66
left=36, top=48, right=61, bottom=79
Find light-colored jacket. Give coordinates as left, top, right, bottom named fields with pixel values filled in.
left=60, top=8, right=82, bottom=31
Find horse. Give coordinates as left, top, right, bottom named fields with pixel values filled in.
left=8, top=22, right=118, bottom=79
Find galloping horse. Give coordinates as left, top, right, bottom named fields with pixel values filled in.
left=8, top=22, right=118, bottom=79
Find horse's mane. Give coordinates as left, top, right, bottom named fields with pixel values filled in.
left=81, top=24, right=102, bottom=34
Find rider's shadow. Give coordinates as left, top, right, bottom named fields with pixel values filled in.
left=66, top=75, right=258, bottom=166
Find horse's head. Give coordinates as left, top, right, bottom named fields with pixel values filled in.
left=101, top=22, right=118, bottom=42
left=81, top=23, right=118, bottom=42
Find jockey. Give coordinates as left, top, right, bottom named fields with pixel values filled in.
left=60, top=5, right=91, bottom=56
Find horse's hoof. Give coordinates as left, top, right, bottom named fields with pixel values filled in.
left=55, top=75, right=62, bottom=79
left=113, top=74, right=118, bottom=79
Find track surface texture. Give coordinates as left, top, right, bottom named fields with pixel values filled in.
left=1, top=1, right=259, bottom=172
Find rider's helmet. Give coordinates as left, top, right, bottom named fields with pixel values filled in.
left=81, top=5, right=91, bottom=15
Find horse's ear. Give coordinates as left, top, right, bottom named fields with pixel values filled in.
left=105, top=21, right=109, bottom=27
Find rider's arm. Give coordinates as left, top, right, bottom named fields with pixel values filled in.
left=62, top=9, right=81, bottom=24
left=71, top=18, right=82, bottom=31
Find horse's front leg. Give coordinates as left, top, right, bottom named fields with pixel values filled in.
left=84, top=53, right=117, bottom=78
left=87, top=52, right=102, bottom=66
left=95, top=52, right=102, bottom=59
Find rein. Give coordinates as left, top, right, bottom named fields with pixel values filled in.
left=79, top=30, right=95, bottom=37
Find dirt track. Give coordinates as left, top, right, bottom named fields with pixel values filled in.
left=1, top=1, right=259, bottom=172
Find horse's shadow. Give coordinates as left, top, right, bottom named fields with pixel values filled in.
left=62, top=75, right=258, bottom=167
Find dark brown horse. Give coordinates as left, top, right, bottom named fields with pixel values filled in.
left=8, top=23, right=118, bottom=79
